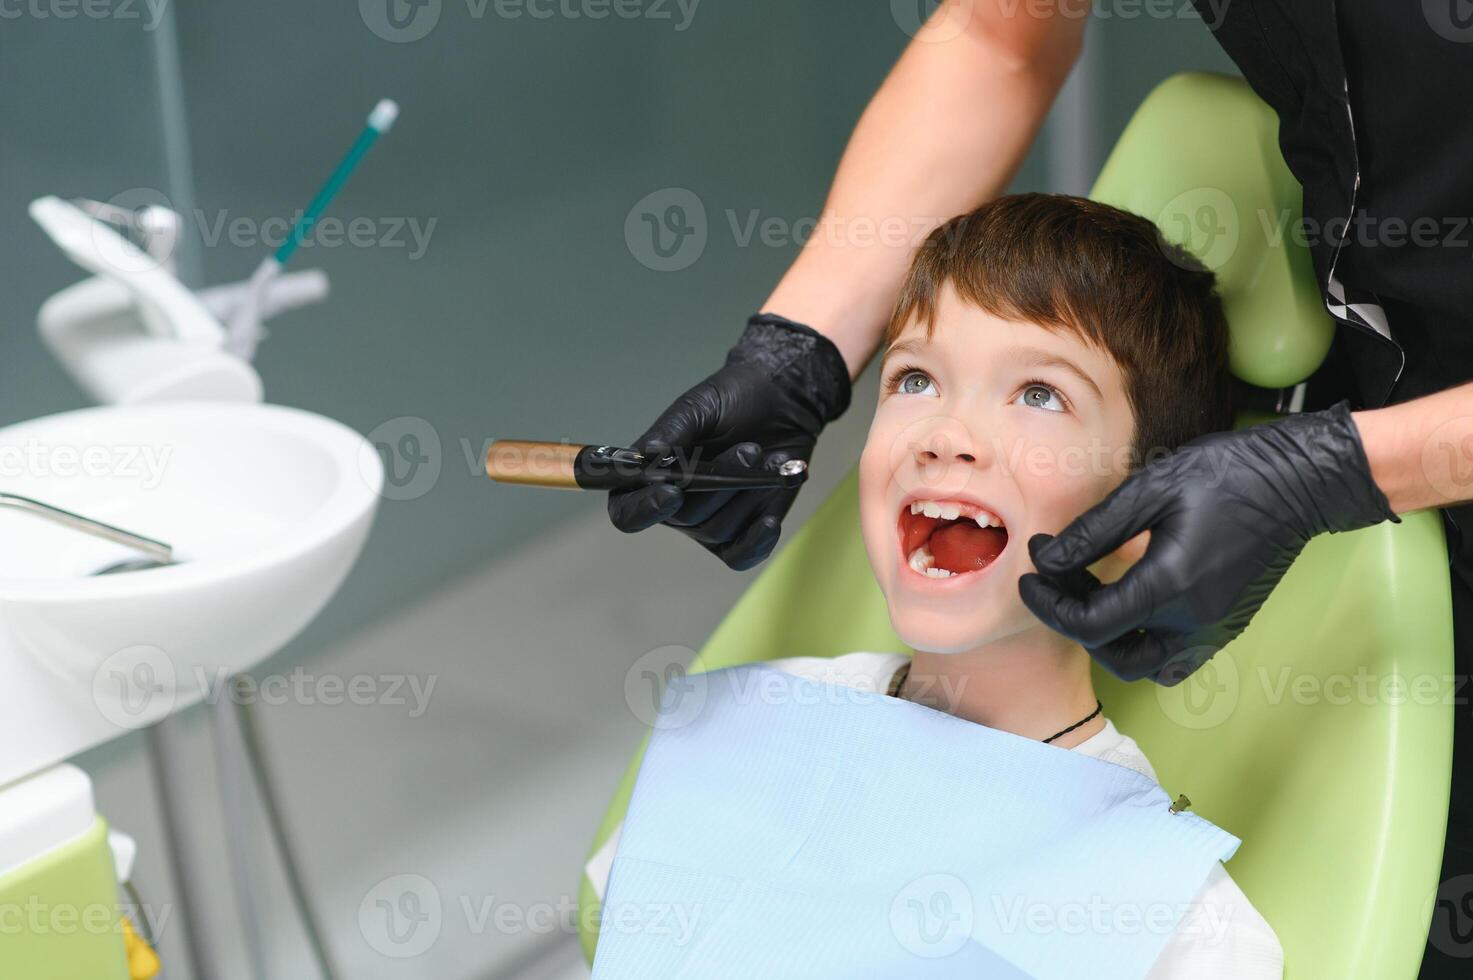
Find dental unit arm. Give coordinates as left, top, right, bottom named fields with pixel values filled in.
left=68, top=195, right=331, bottom=327
left=30, top=195, right=331, bottom=405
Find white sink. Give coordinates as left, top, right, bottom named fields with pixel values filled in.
left=0, top=401, right=383, bottom=786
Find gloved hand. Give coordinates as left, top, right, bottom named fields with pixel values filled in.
left=607, top=313, right=852, bottom=570
left=1018, top=401, right=1399, bottom=685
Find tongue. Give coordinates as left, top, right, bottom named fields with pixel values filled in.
left=930, top=522, right=1007, bottom=574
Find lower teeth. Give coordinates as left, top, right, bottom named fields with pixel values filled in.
left=907, top=545, right=954, bottom=578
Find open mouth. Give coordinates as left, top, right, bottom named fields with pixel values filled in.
left=897, top=497, right=1009, bottom=580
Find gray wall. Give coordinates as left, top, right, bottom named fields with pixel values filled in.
left=1, top=2, right=1235, bottom=658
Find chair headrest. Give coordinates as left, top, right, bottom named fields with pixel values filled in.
left=1090, top=72, right=1333, bottom=389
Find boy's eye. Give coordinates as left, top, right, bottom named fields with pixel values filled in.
left=895, top=370, right=937, bottom=397
left=1017, top=382, right=1066, bottom=413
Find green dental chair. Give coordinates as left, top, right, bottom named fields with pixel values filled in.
left=579, top=73, right=1454, bottom=977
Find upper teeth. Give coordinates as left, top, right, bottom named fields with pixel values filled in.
left=908, top=500, right=1003, bottom=528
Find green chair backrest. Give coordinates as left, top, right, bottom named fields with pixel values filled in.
left=580, top=74, right=1453, bottom=978
left=1094, top=72, right=1333, bottom=389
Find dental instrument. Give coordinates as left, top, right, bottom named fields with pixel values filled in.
left=485, top=440, right=809, bottom=491
left=226, top=99, right=399, bottom=360
left=0, top=492, right=173, bottom=569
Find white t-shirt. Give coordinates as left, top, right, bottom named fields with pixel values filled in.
left=586, top=651, right=1284, bottom=979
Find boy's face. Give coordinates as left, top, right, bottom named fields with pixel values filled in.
left=859, top=284, right=1138, bottom=654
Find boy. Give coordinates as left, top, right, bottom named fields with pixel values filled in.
left=588, top=194, right=1283, bottom=976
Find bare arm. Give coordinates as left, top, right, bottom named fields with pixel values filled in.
left=762, top=0, right=1087, bottom=379
left=1354, top=381, right=1473, bottom=513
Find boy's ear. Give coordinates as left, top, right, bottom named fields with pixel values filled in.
left=1087, top=530, right=1151, bottom=585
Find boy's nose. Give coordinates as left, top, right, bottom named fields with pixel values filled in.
left=912, top=417, right=984, bottom=467
left=917, top=442, right=976, bottom=464
left=899, top=415, right=993, bottom=495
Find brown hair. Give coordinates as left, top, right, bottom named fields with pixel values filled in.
left=884, top=193, right=1233, bottom=465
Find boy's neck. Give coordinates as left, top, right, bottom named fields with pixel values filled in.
left=901, top=627, right=1105, bottom=748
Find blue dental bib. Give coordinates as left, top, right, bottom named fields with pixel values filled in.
left=593, top=663, right=1240, bottom=980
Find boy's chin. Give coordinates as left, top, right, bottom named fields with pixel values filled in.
left=891, top=609, right=1004, bottom=655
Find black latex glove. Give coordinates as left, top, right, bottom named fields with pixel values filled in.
left=1018, top=401, right=1399, bottom=685
left=607, top=313, right=852, bottom=570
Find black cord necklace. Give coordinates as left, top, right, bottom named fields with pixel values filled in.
left=889, top=661, right=1103, bottom=744
left=1040, top=699, right=1104, bottom=744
